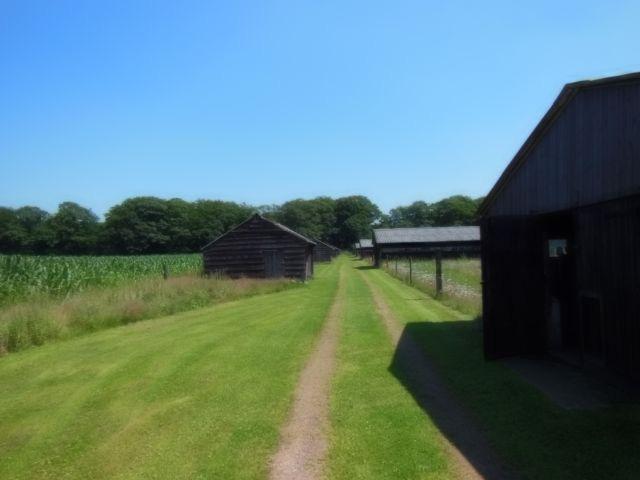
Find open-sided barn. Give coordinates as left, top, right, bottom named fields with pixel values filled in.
left=372, top=226, right=480, bottom=267
left=356, top=239, right=374, bottom=259
left=479, top=72, right=640, bottom=382
left=312, top=239, right=340, bottom=262
left=202, top=214, right=315, bottom=280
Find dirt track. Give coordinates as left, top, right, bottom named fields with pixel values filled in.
left=269, top=269, right=344, bottom=480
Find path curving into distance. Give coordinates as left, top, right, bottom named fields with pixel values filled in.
left=269, top=267, right=345, bottom=480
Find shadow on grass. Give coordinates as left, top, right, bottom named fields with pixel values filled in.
left=389, top=320, right=640, bottom=480
left=355, top=265, right=376, bottom=271
left=388, top=322, right=512, bottom=480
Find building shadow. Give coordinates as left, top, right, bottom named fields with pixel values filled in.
left=388, top=321, right=513, bottom=480
left=389, top=321, right=640, bottom=480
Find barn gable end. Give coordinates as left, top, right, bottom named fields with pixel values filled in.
left=481, top=74, right=640, bottom=216
left=480, top=73, right=640, bottom=382
left=202, top=214, right=315, bottom=280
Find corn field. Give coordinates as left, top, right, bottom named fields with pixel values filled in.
left=0, top=254, right=203, bottom=306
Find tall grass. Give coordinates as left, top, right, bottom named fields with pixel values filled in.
left=0, top=254, right=202, bottom=306
left=0, top=274, right=298, bottom=354
left=382, top=257, right=482, bottom=316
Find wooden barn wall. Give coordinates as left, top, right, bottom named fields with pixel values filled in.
left=575, top=195, right=640, bottom=380
left=313, top=242, right=334, bottom=262
left=481, top=217, right=546, bottom=359
left=203, top=218, right=312, bottom=280
left=375, top=241, right=481, bottom=258
left=482, top=196, right=640, bottom=380
left=488, top=82, right=640, bottom=216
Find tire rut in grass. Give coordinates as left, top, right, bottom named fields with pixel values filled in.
left=269, top=268, right=345, bottom=480
left=360, top=271, right=516, bottom=480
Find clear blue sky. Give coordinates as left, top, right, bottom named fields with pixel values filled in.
left=2, top=1, right=640, bottom=216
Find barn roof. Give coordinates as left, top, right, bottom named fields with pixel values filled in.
left=201, top=213, right=315, bottom=251
left=478, top=71, right=640, bottom=216
left=314, top=238, right=340, bottom=251
left=358, top=239, right=373, bottom=248
left=373, top=226, right=480, bottom=244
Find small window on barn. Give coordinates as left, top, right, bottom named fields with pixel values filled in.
left=548, top=239, right=567, bottom=257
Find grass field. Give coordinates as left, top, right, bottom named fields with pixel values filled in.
left=0, top=273, right=296, bottom=354
left=0, top=255, right=638, bottom=479
left=364, top=267, right=640, bottom=480
left=382, top=257, right=482, bottom=316
left=0, top=262, right=340, bottom=479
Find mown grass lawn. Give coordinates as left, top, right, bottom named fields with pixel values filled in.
left=2, top=255, right=638, bottom=480
left=363, top=267, right=640, bottom=480
left=0, top=262, right=340, bottom=479
left=327, top=260, right=453, bottom=480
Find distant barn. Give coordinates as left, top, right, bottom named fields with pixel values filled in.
left=372, top=226, right=480, bottom=267
left=479, top=73, right=640, bottom=382
left=313, top=239, right=340, bottom=263
left=202, top=214, right=315, bottom=280
left=355, top=239, right=374, bottom=259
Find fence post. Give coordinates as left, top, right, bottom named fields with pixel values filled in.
left=435, top=251, right=443, bottom=295
left=395, top=258, right=398, bottom=274
left=409, top=257, right=413, bottom=284
left=162, top=263, right=169, bottom=280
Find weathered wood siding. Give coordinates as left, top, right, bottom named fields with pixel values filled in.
left=488, top=82, right=640, bottom=216
left=202, top=215, right=313, bottom=280
left=574, top=196, right=640, bottom=380
left=374, top=241, right=480, bottom=266
left=481, top=216, right=546, bottom=359
left=313, top=241, right=337, bottom=262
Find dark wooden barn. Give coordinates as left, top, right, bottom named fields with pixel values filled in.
left=356, top=239, right=374, bottom=259
left=312, top=239, right=340, bottom=262
left=479, top=72, right=640, bottom=382
left=372, top=226, right=480, bottom=267
left=202, top=214, right=315, bottom=280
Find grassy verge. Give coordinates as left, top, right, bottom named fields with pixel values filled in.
left=381, top=257, right=481, bottom=316
left=364, top=267, right=640, bottom=480
left=0, top=261, right=341, bottom=479
left=0, top=274, right=299, bottom=354
left=327, top=259, right=454, bottom=479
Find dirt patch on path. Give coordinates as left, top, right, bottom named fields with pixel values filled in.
left=269, top=270, right=344, bottom=480
left=361, top=273, right=516, bottom=480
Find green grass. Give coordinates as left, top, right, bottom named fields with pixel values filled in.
left=382, top=257, right=481, bottom=316
left=327, top=260, right=453, bottom=479
left=0, top=274, right=297, bottom=354
left=0, top=254, right=203, bottom=306
left=2, top=255, right=637, bottom=479
left=363, top=267, right=640, bottom=480
left=0, top=261, right=340, bottom=479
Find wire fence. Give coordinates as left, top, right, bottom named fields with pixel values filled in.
left=381, top=256, right=482, bottom=317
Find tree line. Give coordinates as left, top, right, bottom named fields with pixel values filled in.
left=0, top=194, right=483, bottom=255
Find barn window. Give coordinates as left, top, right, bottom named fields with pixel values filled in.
left=548, top=239, right=567, bottom=257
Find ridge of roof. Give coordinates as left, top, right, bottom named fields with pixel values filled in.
left=200, top=213, right=315, bottom=251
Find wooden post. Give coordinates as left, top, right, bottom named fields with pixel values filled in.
left=395, top=258, right=398, bottom=274
left=409, top=257, right=413, bottom=284
left=435, top=252, right=443, bottom=295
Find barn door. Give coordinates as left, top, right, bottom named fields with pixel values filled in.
left=482, top=216, right=545, bottom=359
left=263, top=250, right=283, bottom=278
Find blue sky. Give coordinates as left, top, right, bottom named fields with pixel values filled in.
left=2, top=1, right=640, bottom=216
